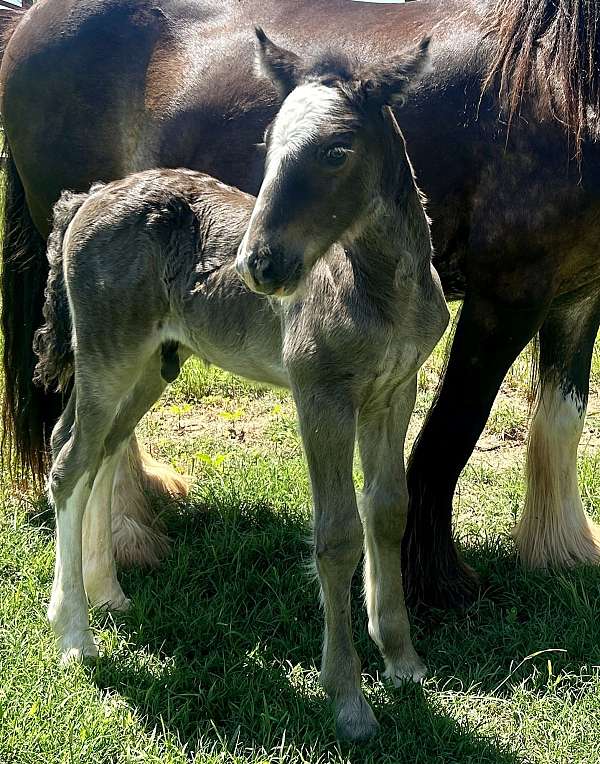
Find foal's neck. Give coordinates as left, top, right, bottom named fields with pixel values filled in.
left=341, top=175, right=432, bottom=309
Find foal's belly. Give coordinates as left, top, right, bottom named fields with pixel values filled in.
left=196, top=346, right=290, bottom=390
left=172, top=317, right=290, bottom=391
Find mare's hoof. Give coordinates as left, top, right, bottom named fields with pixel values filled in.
left=512, top=515, right=600, bottom=569
left=335, top=695, right=380, bottom=742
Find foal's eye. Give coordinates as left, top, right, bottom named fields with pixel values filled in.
left=322, top=145, right=350, bottom=168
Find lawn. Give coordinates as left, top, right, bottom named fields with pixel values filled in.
left=1, top=311, right=600, bottom=764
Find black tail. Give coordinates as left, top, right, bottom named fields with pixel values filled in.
left=33, top=189, right=91, bottom=396
left=0, top=144, right=62, bottom=483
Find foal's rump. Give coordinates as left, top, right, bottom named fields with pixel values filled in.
left=34, top=169, right=254, bottom=392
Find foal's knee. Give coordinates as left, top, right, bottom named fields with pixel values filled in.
left=50, top=407, right=75, bottom=462
left=49, top=463, right=83, bottom=509
left=48, top=437, right=93, bottom=509
left=359, top=487, right=408, bottom=545
left=314, top=514, right=364, bottom=574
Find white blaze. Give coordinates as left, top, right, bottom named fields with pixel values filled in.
left=236, top=84, right=345, bottom=275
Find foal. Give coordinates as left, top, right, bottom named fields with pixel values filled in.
left=34, top=32, right=448, bottom=741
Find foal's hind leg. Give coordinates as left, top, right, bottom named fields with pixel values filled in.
left=358, top=378, right=425, bottom=686
left=83, top=443, right=132, bottom=611
left=48, top=384, right=125, bottom=662
left=83, top=353, right=169, bottom=609
left=515, top=292, right=600, bottom=568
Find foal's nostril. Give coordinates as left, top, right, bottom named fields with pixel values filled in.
left=248, top=246, right=277, bottom=288
left=253, top=255, right=276, bottom=286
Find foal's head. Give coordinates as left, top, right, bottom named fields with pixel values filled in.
left=236, top=28, right=430, bottom=296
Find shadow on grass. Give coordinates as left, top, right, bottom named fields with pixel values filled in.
left=432, top=540, right=600, bottom=698
left=84, top=495, right=600, bottom=763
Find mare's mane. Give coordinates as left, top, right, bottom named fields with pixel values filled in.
left=484, top=0, right=600, bottom=158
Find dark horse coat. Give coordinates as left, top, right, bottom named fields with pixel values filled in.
left=2, top=0, right=600, bottom=608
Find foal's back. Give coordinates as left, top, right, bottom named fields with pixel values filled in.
left=63, top=167, right=436, bottom=394
left=68, top=169, right=252, bottom=280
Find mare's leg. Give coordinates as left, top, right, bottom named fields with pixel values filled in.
left=83, top=352, right=169, bottom=608
left=404, top=293, right=549, bottom=608
left=515, top=292, right=600, bottom=566
left=358, top=377, right=425, bottom=685
left=293, top=385, right=377, bottom=741
left=111, top=436, right=189, bottom=568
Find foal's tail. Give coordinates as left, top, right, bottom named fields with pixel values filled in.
left=33, top=189, right=90, bottom=394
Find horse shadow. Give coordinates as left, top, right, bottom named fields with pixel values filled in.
left=87, top=497, right=600, bottom=762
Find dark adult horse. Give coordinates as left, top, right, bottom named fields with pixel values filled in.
left=2, top=0, right=600, bottom=609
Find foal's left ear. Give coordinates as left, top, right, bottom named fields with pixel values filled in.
left=254, top=27, right=302, bottom=98
left=363, top=37, right=431, bottom=107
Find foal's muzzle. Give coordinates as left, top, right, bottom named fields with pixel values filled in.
left=236, top=241, right=302, bottom=297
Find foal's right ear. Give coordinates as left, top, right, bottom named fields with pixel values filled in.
left=254, top=27, right=302, bottom=98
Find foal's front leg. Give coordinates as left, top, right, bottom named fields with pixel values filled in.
left=358, top=378, right=425, bottom=685
left=293, top=385, right=378, bottom=742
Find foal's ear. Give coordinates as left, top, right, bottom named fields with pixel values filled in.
left=254, top=27, right=302, bottom=97
left=363, top=37, right=431, bottom=107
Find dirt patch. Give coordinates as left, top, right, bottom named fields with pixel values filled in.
left=141, top=372, right=600, bottom=475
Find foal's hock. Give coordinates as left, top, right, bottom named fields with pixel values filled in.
left=35, top=31, right=448, bottom=741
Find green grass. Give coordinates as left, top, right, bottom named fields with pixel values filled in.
left=1, top=309, right=600, bottom=763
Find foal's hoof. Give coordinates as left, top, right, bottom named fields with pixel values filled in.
left=86, top=579, right=131, bottom=612
left=58, top=634, right=99, bottom=666
left=112, top=595, right=131, bottom=613
left=89, top=593, right=131, bottom=613
left=384, top=654, right=427, bottom=687
left=335, top=695, right=380, bottom=742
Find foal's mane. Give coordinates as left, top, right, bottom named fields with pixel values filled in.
left=292, top=49, right=367, bottom=108
left=483, top=0, right=600, bottom=159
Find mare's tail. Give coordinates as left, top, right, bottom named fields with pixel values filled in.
left=0, top=144, right=65, bottom=481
